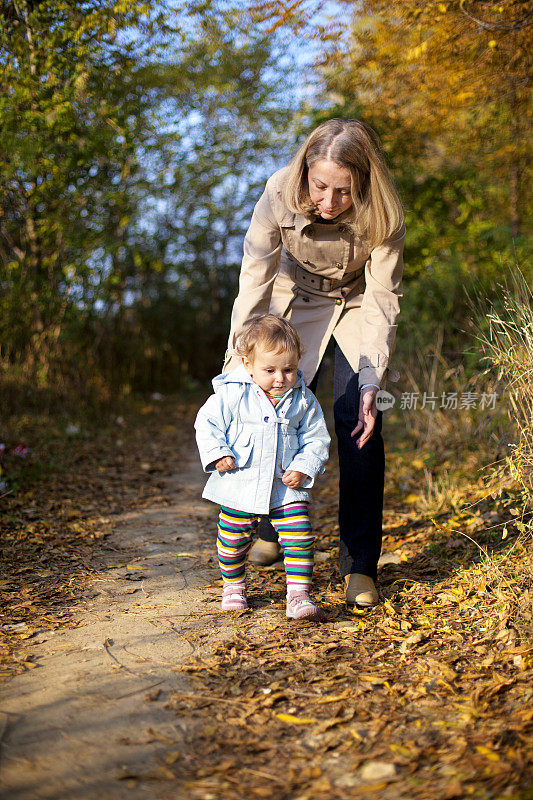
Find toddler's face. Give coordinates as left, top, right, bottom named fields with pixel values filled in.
left=243, top=346, right=299, bottom=395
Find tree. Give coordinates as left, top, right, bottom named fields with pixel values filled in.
left=326, top=0, right=532, bottom=236
left=106, top=7, right=299, bottom=386
left=0, top=1, right=169, bottom=378
left=0, top=0, right=299, bottom=394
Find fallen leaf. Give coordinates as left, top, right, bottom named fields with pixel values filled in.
left=274, top=713, right=317, bottom=725
left=475, top=745, right=500, bottom=761
left=359, top=761, right=397, bottom=782
left=399, top=630, right=427, bottom=653
left=443, top=779, right=463, bottom=799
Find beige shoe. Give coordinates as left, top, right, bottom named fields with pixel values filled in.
left=248, top=538, right=282, bottom=566
left=345, top=573, right=379, bottom=607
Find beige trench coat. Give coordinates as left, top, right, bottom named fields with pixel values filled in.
left=223, top=167, right=406, bottom=388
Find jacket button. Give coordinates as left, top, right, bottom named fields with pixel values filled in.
left=335, top=298, right=342, bottom=305
left=264, top=416, right=269, bottom=422
left=335, top=262, right=342, bottom=269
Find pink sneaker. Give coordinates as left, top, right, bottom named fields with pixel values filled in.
left=221, top=584, right=248, bottom=611
left=286, top=591, right=321, bottom=620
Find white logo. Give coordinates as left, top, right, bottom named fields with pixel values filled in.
left=376, top=390, right=395, bottom=411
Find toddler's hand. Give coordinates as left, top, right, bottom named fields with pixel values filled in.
left=282, top=470, right=308, bottom=489
left=215, top=456, right=236, bottom=472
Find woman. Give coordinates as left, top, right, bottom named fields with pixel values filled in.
left=223, top=118, right=406, bottom=606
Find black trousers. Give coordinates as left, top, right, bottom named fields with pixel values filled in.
left=257, top=343, right=385, bottom=581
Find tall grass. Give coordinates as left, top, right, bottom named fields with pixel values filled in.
left=472, top=264, right=533, bottom=509
left=394, top=261, right=533, bottom=639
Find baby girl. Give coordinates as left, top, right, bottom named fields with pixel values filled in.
left=195, top=314, right=330, bottom=619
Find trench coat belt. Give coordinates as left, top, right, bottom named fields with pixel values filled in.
left=288, top=257, right=365, bottom=295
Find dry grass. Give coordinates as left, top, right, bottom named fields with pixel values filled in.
left=472, top=264, right=533, bottom=506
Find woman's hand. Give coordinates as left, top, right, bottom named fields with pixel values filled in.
left=282, top=470, right=308, bottom=488
left=215, top=456, right=236, bottom=472
left=351, top=386, right=378, bottom=449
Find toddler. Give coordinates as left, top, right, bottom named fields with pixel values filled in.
left=195, top=314, right=330, bottom=619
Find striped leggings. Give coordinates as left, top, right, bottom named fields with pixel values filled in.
left=217, top=502, right=314, bottom=591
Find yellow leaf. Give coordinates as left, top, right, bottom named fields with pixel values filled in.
left=317, top=693, right=351, bottom=704
left=405, top=494, right=420, bottom=504
left=126, top=564, right=145, bottom=570
left=275, top=713, right=317, bottom=725
left=390, top=744, right=412, bottom=756
left=438, top=3, right=447, bottom=12
left=476, top=745, right=500, bottom=761
left=412, top=458, right=424, bottom=469
left=358, top=675, right=387, bottom=684
left=456, top=91, right=475, bottom=102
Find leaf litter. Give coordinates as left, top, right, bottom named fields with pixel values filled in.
left=1, top=398, right=532, bottom=797
left=159, top=450, right=532, bottom=798
left=0, top=398, right=192, bottom=678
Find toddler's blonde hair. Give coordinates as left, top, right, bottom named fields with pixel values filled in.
left=236, top=314, right=302, bottom=362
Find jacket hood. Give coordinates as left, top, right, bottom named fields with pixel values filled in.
left=212, top=363, right=304, bottom=393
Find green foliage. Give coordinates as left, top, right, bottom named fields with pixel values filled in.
left=0, top=0, right=295, bottom=399
left=0, top=0, right=156, bottom=372
left=305, top=81, right=532, bottom=376
left=1, top=0, right=530, bottom=405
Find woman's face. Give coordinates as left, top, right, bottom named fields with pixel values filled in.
left=307, top=159, right=353, bottom=220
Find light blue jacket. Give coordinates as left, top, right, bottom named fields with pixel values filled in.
left=195, top=364, right=330, bottom=515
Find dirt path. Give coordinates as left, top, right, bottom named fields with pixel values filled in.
left=0, top=455, right=224, bottom=800
left=1, top=401, right=530, bottom=800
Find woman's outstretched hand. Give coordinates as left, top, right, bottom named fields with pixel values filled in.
left=351, top=386, right=378, bottom=449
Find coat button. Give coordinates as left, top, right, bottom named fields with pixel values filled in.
left=264, top=416, right=269, bottom=422
left=335, top=298, right=343, bottom=305
left=335, top=262, right=342, bottom=269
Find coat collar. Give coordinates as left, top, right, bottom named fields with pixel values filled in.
left=214, top=363, right=305, bottom=392
left=294, top=213, right=315, bottom=234
left=293, top=209, right=355, bottom=234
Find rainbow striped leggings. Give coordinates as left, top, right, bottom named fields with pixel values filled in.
left=217, top=502, right=314, bottom=591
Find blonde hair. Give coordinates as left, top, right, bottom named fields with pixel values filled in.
left=282, top=118, right=404, bottom=249
left=236, top=314, right=302, bottom=362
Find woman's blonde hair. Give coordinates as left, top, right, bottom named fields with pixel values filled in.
left=235, top=314, right=302, bottom=362
left=282, top=118, right=404, bottom=249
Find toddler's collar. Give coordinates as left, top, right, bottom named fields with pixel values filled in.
left=212, top=363, right=304, bottom=391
